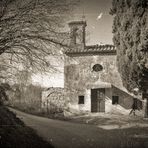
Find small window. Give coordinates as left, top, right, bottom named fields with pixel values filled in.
left=78, top=96, right=84, bottom=104
left=112, top=96, right=119, bottom=105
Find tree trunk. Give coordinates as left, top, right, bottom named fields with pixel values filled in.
left=143, top=90, right=148, bottom=118
left=144, top=98, right=148, bottom=118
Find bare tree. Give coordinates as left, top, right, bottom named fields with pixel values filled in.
left=0, top=0, right=77, bottom=79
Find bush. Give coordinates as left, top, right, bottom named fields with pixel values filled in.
left=0, top=83, right=10, bottom=105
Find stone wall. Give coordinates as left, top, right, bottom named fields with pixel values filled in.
left=64, top=54, right=135, bottom=113
left=41, top=87, right=65, bottom=113
left=65, top=54, right=124, bottom=90
left=8, top=84, right=42, bottom=111
left=112, top=85, right=133, bottom=109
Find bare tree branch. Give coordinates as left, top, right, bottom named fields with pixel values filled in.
left=0, top=0, right=78, bottom=82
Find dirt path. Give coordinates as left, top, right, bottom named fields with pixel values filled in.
left=9, top=107, right=148, bottom=148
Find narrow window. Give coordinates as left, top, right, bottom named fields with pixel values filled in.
left=78, top=96, right=84, bottom=104
left=112, top=96, right=119, bottom=105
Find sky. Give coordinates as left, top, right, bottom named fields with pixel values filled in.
left=73, top=0, right=113, bottom=45
left=32, top=0, right=114, bottom=87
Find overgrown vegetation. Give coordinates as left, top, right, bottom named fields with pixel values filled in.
left=9, top=84, right=42, bottom=111
left=0, top=83, right=10, bottom=105
left=0, top=106, right=53, bottom=148
left=110, top=0, right=148, bottom=92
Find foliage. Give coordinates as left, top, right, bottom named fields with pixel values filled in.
left=0, top=83, right=10, bottom=105
left=111, top=0, right=148, bottom=91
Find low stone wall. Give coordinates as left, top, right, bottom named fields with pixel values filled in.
left=41, top=87, right=65, bottom=113
left=7, top=84, right=42, bottom=112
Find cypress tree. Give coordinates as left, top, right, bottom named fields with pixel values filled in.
left=111, top=0, right=148, bottom=92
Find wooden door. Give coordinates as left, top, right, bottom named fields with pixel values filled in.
left=91, top=88, right=105, bottom=112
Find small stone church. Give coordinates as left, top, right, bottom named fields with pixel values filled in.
left=64, top=20, right=142, bottom=114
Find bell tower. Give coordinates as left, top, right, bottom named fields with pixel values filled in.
left=68, top=21, right=87, bottom=48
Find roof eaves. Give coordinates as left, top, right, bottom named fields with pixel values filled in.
left=65, top=50, right=116, bottom=56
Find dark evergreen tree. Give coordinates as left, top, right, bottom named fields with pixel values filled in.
left=110, top=0, right=148, bottom=92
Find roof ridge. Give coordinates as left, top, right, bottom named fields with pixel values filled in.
left=86, top=44, right=115, bottom=48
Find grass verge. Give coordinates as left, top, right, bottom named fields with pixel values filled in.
left=0, top=106, right=54, bottom=148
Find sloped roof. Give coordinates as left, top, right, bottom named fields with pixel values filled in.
left=68, top=21, right=87, bottom=26
left=65, top=44, right=116, bottom=55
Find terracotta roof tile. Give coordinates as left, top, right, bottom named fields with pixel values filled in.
left=68, top=21, right=87, bottom=26
left=65, top=44, right=116, bottom=55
